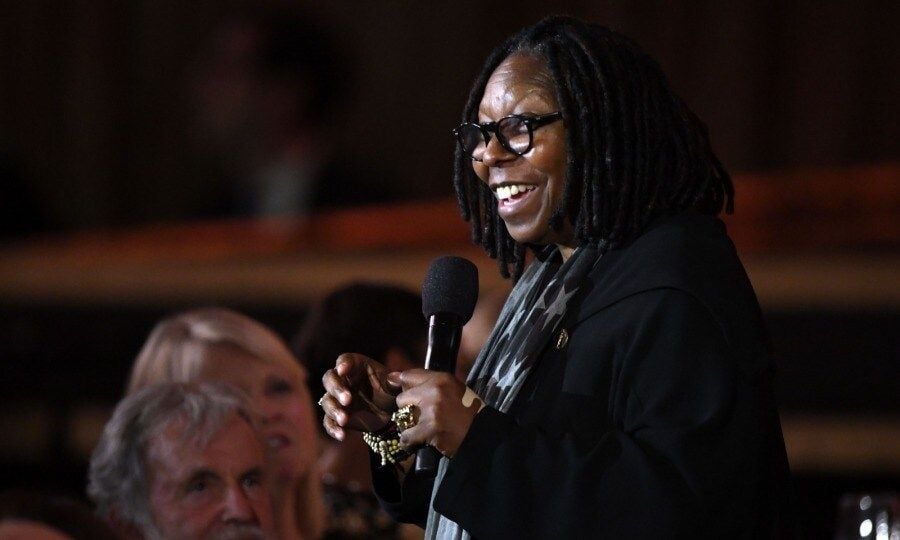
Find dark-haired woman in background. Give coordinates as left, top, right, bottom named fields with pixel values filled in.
left=320, top=16, right=794, bottom=538
left=295, top=282, right=427, bottom=540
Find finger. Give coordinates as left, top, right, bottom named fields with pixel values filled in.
left=323, top=415, right=345, bottom=441
left=395, top=372, right=462, bottom=409
left=393, top=379, right=448, bottom=433
left=398, top=418, right=434, bottom=450
left=335, top=352, right=369, bottom=378
left=397, top=420, right=426, bottom=449
left=322, top=369, right=353, bottom=406
left=318, top=394, right=348, bottom=427
left=392, top=392, right=430, bottom=449
left=385, top=371, right=403, bottom=393
left=368, top=365, right=400, bottom=402
left=338, top=353, right=387, bottom=406
left=397, top=368, right=437, bottom=391
left=394, top=385, right=428, bottom=411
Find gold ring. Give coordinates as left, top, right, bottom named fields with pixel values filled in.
left=317, top=395, right=327, bottom=408
left=392, top=405, right=418, bottom=433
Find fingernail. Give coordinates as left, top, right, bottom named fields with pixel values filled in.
left=387, top=372, right=401, bottom=385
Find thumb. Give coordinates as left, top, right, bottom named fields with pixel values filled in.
left=385, top=371, right=403, bottom=392
left=397, top=368, right=432, bottom=390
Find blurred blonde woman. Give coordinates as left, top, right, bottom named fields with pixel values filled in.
left=128, top=307, right=325, bottom=540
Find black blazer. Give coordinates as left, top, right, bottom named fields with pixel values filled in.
left=377, top=212, right=795, bottom=539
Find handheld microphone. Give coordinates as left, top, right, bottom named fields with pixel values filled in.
left=415, top=256, right=479, bottom=477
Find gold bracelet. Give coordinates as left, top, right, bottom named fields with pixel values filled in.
left=361, top=406, right=419, bottom=466
left=362, top=426, right=409, bottom=466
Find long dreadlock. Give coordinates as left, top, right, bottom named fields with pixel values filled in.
left=452, top=15, right=734, bottom=280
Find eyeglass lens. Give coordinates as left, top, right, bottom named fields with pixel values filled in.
left=458, top=117, right=532, bottom=160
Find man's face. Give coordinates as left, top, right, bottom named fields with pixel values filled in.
left=146, top=414, right=274, bottom=540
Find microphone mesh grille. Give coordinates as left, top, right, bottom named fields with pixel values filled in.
left=421, top=256, right=479, bottom=322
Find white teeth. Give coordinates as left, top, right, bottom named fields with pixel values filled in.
left=494, top=184, right=534, bottom=201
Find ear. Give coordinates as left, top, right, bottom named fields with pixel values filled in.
left=383, top=347, right=416, bottom=372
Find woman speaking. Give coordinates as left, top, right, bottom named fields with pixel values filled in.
left=320, top=15, right=794, bottom=539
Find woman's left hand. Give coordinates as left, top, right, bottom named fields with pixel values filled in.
left=389, top=369, right=483, bottom=458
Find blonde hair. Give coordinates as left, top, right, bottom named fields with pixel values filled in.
left=127, top=307, right=305, bottom=394
left=127, top=307, right=324, bottom=539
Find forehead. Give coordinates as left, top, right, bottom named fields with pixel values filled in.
left=196, top=341, right=302, bottom=382
left=197, top=342, right=266, bottom=375
left=148, top=414, right=262, bottom=481
left=480, top=53, right=557, bottom=114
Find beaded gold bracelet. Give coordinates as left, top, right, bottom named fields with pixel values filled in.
left=362, top=424, right=409, bottom=466
left=362, top=405, right=419, bottom=466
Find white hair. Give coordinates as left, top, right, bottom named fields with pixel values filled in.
left=87, top=382, right=256, bottom=538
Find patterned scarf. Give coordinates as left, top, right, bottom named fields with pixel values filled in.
left=425, top=241, right=605, bottom=539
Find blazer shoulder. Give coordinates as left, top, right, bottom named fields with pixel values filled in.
left=571, top=213, right=771, bottom=376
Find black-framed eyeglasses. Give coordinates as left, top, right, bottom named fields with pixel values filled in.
left=452, top=112, right=562, bottom=162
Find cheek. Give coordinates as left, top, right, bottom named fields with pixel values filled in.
left=473, top=162, right=489, bottom=184
left=531, top=135, right=567, bottom=178
left=177, top=503, right=216, bottom=535
left=151, top=481, right=214, bottom=528
left=530, top=146, right=567, bottom=203
left=283, top=395, right=318, bottom=442
left=251, top=500, right=274, bottom=529
left=151, top=497, right=193, bottom=536
left=281, top=397, right=318, bottom=476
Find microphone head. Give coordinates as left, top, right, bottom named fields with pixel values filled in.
left=421, top=256, right=479, bottom=323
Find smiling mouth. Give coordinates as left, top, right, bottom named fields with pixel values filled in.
left=493, top=183, right=536, bottom=203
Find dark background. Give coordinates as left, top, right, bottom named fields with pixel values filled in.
left=0, top=1, right=898, bottom=537
left=2, top=0, right=897, bottom=231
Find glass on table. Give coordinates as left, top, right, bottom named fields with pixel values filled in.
left=834, top=493, right=900, bottom=540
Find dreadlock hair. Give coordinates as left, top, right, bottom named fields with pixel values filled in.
left=453, top=15, right=733, bottom=280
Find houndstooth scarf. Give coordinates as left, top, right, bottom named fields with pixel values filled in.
left=425, top=241, right=605, bottom=539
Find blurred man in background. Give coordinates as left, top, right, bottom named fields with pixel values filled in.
left=87, top=383, right=274, bottom=540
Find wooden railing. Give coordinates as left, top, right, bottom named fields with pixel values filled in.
left=0, top=162, right=896, bottom=307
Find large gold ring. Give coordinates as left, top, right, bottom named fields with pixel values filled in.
left=392, top=405, right=418, bottom=433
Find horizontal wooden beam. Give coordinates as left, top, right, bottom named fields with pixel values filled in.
left=782, top=414, right=900, bottom=474
left=0, top=163, right=896, bottom=308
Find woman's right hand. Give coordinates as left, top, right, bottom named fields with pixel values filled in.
left=320, top=353, right=401, bottom=440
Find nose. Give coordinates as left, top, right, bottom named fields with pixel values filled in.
left=221, top=485, right=258, bottom=523
left=479, top=135, right=517, bottom=167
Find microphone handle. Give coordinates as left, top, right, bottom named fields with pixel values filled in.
left=414, top=314, right=461, bottom=477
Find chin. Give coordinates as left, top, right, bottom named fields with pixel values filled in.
left=508, top=217, right=574, bottom=248
left=506, top=222, right=542, bottom=245
left=508, top=228, right=554, bottom=248
left=502, top=207, right=559, bottom=244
